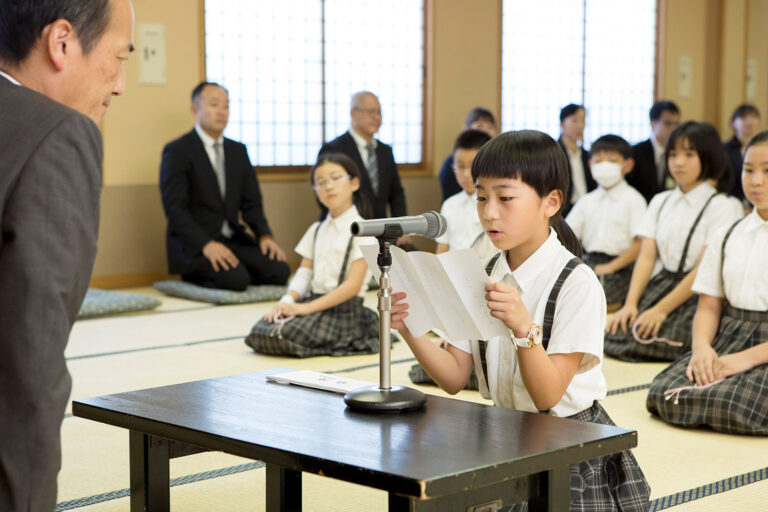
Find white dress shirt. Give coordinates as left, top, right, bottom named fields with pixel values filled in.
left=566, top=180, right=647, bottom=256
left=635, top=182, right=744, bottom=273
left=651, top=135, right=666, bottom=187
left=567, top=148, right=588, bottom=203
left=349, top=127, right=376, bottom=168
left=295, top=205, right=375, bottom=297
left=194, top=124, right=232, bottom=237
left=0, top=70, right=21, bottom=85
left=447, top=229, right=607, bottom=417
left=693, top=209, right=768, bottom=310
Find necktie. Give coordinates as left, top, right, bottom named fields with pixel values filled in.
left=365, top=142, right=379, bottom=195
left=213, top=142, right=233, bottom=237
left=213, top=142, right=226, bottom=199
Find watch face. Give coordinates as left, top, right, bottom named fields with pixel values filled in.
left=530, top=324, right=543, bottom=345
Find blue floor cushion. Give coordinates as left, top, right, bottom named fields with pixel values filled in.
left=78, top=289, right=162, bottom=319
left=153, top=280, right=286, bottom=305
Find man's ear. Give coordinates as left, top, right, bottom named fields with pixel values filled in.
left=190, top=102, right=199, bottom=117
left=45, top=19, right=76, bottom=71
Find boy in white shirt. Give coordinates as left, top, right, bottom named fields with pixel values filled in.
left=566, top=135, right=647, bottom=312
left=435, top=129, right=496, bottom=266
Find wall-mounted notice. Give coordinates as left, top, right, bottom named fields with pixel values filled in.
left=138, top=23, right=166, bottom=85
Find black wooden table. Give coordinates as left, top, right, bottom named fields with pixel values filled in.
left=72, top=369, right=638, bottom=511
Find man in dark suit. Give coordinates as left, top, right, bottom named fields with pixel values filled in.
left=160, top=82, right=289, bottom=291
left=0, top=1, right=134, bottom=509
left=723, top=104, right=760, bottom=201
left=628, top=100, right=681, bottom=203
left=318, top=91, right=408, bottom=221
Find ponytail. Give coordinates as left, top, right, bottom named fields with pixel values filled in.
left=552, top=215, right=583, bottom=258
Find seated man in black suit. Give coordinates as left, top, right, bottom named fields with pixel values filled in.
left=318, top=91, right=407, bottom=220
left=723, top=103, right=760, bottom=201
left=160, top=82, right=290, bottom=291
left=627, top=100, right=680, bottom=203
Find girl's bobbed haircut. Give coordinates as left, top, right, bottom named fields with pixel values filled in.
left=471, top=130, right=583, bottom=257
left=745, top=129, right=768, bottom=153
left=665, top=121, right=733, bottom=193
left=310, top=153, right=372, bottom=219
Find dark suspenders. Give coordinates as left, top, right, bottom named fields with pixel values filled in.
left=719, top=218, right=744, bottom=299
left=478, top=252, right=583, bottom=413
left=312, top=223, right=355, bottom=288
left=656, top=192, right=720, bottom=274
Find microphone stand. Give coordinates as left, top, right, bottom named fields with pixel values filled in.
left=344, top=231, right=427, bottom=413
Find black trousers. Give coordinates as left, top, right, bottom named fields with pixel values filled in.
left=183, top=232, right=290, bottom=291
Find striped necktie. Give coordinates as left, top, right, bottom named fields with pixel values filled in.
left=365, top=142, right=379, bottom=195
left=212, top=142, right=232, bottom=237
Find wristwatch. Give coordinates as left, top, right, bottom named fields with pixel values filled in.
left=512, top=323, right=543, bottom=348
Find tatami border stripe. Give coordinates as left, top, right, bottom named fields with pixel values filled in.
left=648, top=467, right=768, bottom=511
left=606, top=383, right=651, bottom=396
left=55, top=463, right=768, bottom=510
left=66, top=335, right=247, bottom=361
left=54, top=461, right=265, bottom=511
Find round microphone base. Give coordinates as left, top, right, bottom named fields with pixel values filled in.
left=344, top=385, right=427, bottom=413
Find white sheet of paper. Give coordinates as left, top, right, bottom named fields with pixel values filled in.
left=436, top=249, right=508, bottom=339
left=360, top=244, right=438, bottom=337
left=266, top=370, right=374, bottom=394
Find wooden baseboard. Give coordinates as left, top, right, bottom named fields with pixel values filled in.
left=89, top=272, right=176, bottom=289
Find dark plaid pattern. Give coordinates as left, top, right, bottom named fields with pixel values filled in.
left=408, top=361, right=479, bottom=390
left=646, top=305, right=768, bottom=435
left=503, top=401, right=651, bottom=512
left=583, top=251, right=633, bottom=305
left=604, top=269, right=697, bottom=362
left=245, top=293, right=395, bottom=357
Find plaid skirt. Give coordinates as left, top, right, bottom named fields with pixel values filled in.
left=604, top=270, right=697, bottom=362
left=408, top=362, right=479, bottom=390
left=583, top=252, right=633, bottom=305
left=244, top=294, right=393, bottom=357
left=503, top=401, right=650, bottom=512
left=646, top=305, right=768, bottom=435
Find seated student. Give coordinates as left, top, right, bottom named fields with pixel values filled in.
left=245, top=153, right=390, bottom=357
left=605, top=122, right=744, bottom=362
left=723, top=104, right=761, bottom=202
left=438, top=107, right=498, bottom=201
left=435, top=129, right=497, bottom=265
left=393, top=131, right=650, bottom=511
left=566, top=135, right=647, bottom=312
left=410, top=129, right=493, bottom=389
left=646, top=130, right=768, bottom=435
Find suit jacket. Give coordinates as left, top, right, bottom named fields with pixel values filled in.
left=558, top=138, right=596, bottom=213
left=438, top=153, right=462, bottom=201
left=160, top=129, right=272, bottom=274
left=723, top=136, right=744, bottom=200
left=0, top=75, right=102, bottom=511
left=318, top=131, right=407, bottom=219
left=628, top=139, right=664, bottom=203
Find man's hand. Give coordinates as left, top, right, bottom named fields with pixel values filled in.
left=396, top=235, right=412, bottom=248
left=259, top=235, right=287, bottom=261
left=202, top=240, right=239, bottom=272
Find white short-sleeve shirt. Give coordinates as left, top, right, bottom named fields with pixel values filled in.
left=692, top=209, right=768, bottom=310
left=447, top=229, right=608, bottom=417
left=565, top=180, right=647, bottom=256
left=294, top=205, right=375, bottom=297
left=635, top=182, right=744, bottom=273
left=436, top=191, right=499, bottom=265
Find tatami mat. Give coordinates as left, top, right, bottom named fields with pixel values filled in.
left=58, top=290, right=768, bottom=511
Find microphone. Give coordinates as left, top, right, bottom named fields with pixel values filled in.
left=350, top=211, right=447, bottom=239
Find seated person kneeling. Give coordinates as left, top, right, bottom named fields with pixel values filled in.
left=245, top=153, right=394, bottom=357
left=646, top=131, right=768, bottom=435
left=566, top=135, right=646, bottom=312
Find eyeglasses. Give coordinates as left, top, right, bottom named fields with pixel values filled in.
left=451, top=164, right=472, bottom=173
left=313, top=174, right=352, bottom=191
left=353, top=107, right=382, bottom=117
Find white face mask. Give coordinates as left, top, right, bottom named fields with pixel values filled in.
left=591, top=161, right=624, bottom=189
